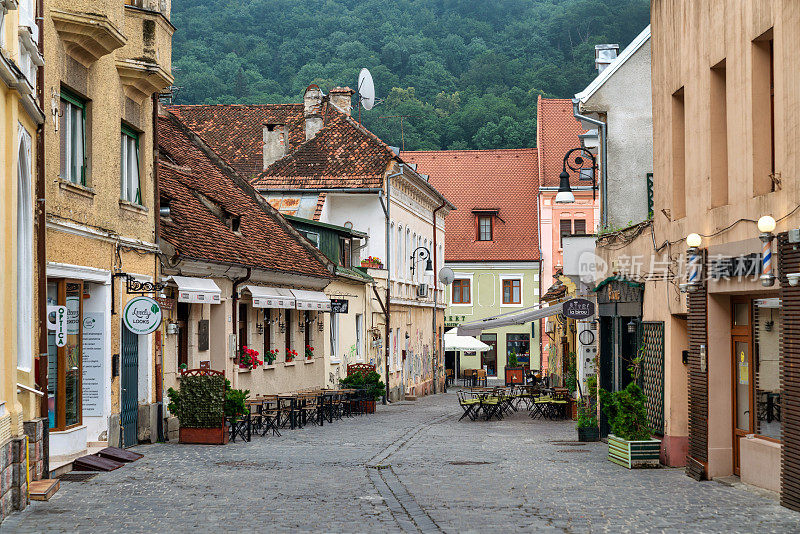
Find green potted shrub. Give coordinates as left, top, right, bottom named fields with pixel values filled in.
left=167, top=372, right=228, bottom=444
left=576, top=375, right=599, bottom=442
left=504, top=352, right=525, bottom=386
left=339, top=371, right=385, bottom=413
left=599, top=382, right=660, bottom=468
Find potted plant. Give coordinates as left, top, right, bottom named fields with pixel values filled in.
left=599, top=382, right=660, bottom=468
left=179, top=363, right=188, bottom=373
left=504, top=352, right=525, bottom=386
left=576, top=375, right=599, bottom=442
left=265, top=348, right=279, bottom=365
left=339, top=370, right=385, bottom=413
left=224, top=381, right=250, bottom=419
left=239, top=346, right=263, bottom=370
left=305, top=345, right=314, bottom=360
left=167, top=371, right=228, bottom=444
left=285, top=348, right=297, bottom=363
left=360, top=256, right=383, bottom=269
left=565, top=352, right=578, bottom=419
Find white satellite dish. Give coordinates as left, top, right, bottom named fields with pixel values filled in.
left=358, top=68, right=375, bottom=111
left=439, top=267, right=455, bottom=286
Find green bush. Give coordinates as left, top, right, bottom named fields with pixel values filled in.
left=576, top=374, right=598, bottom=430
left=167, top=374, right=226, bottom=428
left=224, top=380, right=250, bottom=418
left=599, top=382, right=651, bottom=441
left=507, top=352, right=519, bottom=368
left=339, top=371, right=385, bottom=401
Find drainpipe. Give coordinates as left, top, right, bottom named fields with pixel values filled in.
left=231, top=268, right=252, bottom=383
left=35, top=0, right=48, bottom=477
left=537, top=193, right=544, bottom=374
left=431, top=201, right=446, bottom=394
left=380, top=164, right=404, bottom=403
left=572, top=99, right=608, bottom=227
left=152, top=93, right=162, bottom=407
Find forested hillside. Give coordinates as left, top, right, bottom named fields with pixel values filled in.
left=171, top=0, right=649, bottom=150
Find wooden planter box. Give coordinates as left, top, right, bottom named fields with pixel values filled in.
left=607, top=434, right=660, bottom=468
left=179, top=426, right=228, bottom=445
left=577, top=426, right=600, bottom=442
left=570, top=399, right=578, bottom=420
left=360, top=261, right=383, bottom=269
left=350, top=400, right=376, bottom=414
left=504, top=367, right=525, bottom=386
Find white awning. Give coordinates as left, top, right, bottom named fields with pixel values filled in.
left=457, top=302, right=564, bottom=337
left=444, top=329, right=492, bottom=352
left=290, top=289, right=331, bottom=311
left=243, top=285, right=295, bottom=309
left=168, top=276, right=222, bottom=304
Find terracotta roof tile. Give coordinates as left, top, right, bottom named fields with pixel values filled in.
left=536, top=96, right=587, bottom=187
left=157, top=113, right=332, bottom=279
left=400, top=149, right=540, bottom=263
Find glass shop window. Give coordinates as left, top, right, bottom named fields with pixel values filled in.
left=755, top=304, right=781, bottom=441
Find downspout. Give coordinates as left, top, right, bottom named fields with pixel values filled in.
left=572, top=98, right=608, bottom=227
left=35, top=0, right=48, bottom=476
left=537, top=192, right=544, bottom=374
left=231, top=268, right=252, bottom=384
left=380, top=164, right=404, bottom=403
left=431, top=201, right=446, bottom=394
left=152, top=93, right=162, bottom=407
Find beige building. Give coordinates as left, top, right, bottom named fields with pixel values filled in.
left=1, top=0, right=46, bottom=521
left=639, top=0, right=800, bottom=507
left=42, top=0, right=172, bottom=464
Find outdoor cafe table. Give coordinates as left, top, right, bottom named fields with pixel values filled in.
left=278, top=394, right=302, bottom=430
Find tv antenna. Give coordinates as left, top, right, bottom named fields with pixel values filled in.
left=378, top=114, right=420, bottom=151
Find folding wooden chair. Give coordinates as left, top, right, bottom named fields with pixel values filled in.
left=458, top=391, right=480, bottom=421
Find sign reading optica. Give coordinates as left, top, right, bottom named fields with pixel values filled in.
left=562, top=298, right=596, bottom=320
left=48, top=305, right=68, bottom=347
left=123, top=296, right=163, bottom=335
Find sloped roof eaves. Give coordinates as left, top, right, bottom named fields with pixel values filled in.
left=284, top=213, right=368, bottom=238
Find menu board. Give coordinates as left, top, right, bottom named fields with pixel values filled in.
left=82, top=312, right=105, bottom=416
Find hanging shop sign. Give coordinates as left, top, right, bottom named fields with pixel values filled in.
left=123, top=296, right=163, bottom=335
left=330, top=299, right=349, bottom=314
left=82, top=312, right=105, bottom=416
left=48, top=305, right=68, bottom=347
left=563, top=298, right=596, bottom=320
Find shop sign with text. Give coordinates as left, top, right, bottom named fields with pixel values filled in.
left=123, top=296, right=163, bottom=335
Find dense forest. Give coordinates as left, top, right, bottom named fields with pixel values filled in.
left=171, top=0, right=649, bottom=150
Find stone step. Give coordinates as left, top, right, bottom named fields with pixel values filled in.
left=29, top=479, right=60, bottom=501
left=404, top=395, right=417, bottom=401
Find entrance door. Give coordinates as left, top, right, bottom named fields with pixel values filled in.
left=731, top=298, right=753, bottom=475
left=480, top=334, right=498, bottom=376
left=120, top=323, right=139, bottom=447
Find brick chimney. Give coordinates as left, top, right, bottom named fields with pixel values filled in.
left=263, top=123, right=286, bottom=170
left=328, top=87, right=354, bottom=116
left=303, top=84, right=324, bottom=140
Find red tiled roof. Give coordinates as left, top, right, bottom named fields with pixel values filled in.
left=536, top=96, right=586, bottom=187
left=401, top=149, right=540, bottom=263
left=167, top=104, right=308, bottom=177
left=157, top=112, right=333, bottom=279
left=252, top=110, right=395, bottom=190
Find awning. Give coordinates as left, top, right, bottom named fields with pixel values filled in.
left=457, top=302, right=564, bottom=337
left=243, top=285, right=295, bottom=309
left=444, top=329, right=491, bottom=352
left=168, top=276, right=222, bottom=304
left=291, top=289, right=331, bottom=311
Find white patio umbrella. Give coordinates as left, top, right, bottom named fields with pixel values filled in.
left=445, top=328, right=491, bottom=352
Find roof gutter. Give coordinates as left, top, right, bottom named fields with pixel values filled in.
left=572, top=98, right=608, bottom=227
left=431, top=199, right=446, bottom=395
left=258, top=187, right=384, bottom=194
left=382, top=164, right=405, bottom=403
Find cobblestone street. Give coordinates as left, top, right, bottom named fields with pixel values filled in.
left=2, top=392, right=798, bottom=533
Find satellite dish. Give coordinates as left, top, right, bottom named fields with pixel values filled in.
left=439, top=267, right=455, bottom=286
left=358, top=68, right=375, bottom=111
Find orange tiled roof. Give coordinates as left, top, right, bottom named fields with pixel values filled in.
left=157, top=112, right=333, bottom=279
left=536, top=96, right=586, bottom=187
left=401, top=149, right=540, bottom=263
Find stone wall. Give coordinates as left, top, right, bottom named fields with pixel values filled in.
left=0, top=418, right=46, bottom=525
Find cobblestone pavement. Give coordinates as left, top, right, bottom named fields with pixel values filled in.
left=3, top=392, right=799, bottom=533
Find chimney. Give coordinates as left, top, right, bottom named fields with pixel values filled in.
left=303, top=84, right=324, bottom=140
left=328, top=86, right=354, bottom=116
left=595, top=44, right=619, bottom=74
left=263, top=123, right=286, bottom=170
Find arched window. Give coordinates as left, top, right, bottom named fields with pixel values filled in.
left=17, top=128, right=33, bottom=370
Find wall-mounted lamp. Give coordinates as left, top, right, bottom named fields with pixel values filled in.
left=298, top=313, right=306, bottom=333
left=627, top=318, right=637, bottom=334
left=556, top=147, right=598, bottom=204
left=256, top=323, right=264, bottom=335
left=686, top=233, right=703, bottom=292
left=278, top=310, right=286, bottom=333
left=787, top=273, right=800, bottom=287
left=317, top=312, right=324, bottom=332
left=758, top=215, right=776, bottom=287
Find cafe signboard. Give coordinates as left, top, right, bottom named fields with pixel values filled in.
left=123, top=296, right=163, bottom=335
left=563, top=298, right=595, bottom=320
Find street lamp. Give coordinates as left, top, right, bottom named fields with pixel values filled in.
left=686, top=233, right=703, bottom=292
left=409, top=246, right=434, bottom=278
left=556, top=147, right=598, bottom=204
left=758, top=215, right=776, bottom=287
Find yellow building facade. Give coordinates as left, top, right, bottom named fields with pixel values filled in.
left=1, top=0, right=46, bottom=520
left=42, top=0, right=172, bottom=465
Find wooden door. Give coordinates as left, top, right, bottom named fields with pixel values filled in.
left=731, top=298, right=753, bottom=475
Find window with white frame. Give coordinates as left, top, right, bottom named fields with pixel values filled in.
left=355, top=313, right=363, bottom=360
left=396, top=224, right=402, bottom=278
left=60, top=91, right=86, bottom=185
left=330, top=311, right=339, bottom=362
left=406, top=229, right=412, bottom=280
left=121, top=126, right=141, bottom=204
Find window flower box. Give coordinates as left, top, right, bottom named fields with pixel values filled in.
left=607, top=434, right=660, bottom=468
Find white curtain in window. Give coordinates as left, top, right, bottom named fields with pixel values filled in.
left=121, top=132, right=140, bottom=203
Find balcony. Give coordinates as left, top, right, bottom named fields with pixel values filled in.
left=117, top=0, right=174, bottom=101
left=51, top=10, right=126, bottom=67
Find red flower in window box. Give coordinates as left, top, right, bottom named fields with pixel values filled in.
left=239, top=346, right=263, bottom=370
left=286, top=348, right=298, bottom=362
left=305, top=345, right=314, bottom=360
